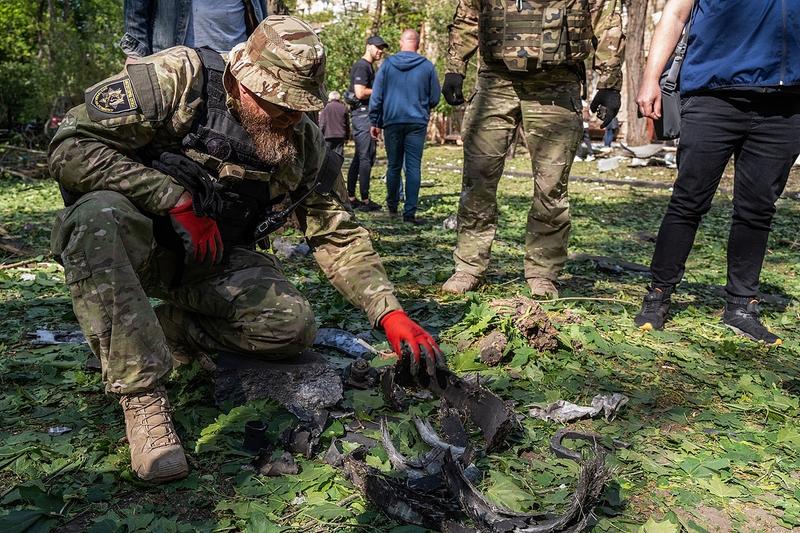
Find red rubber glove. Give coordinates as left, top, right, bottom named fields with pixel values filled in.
left=169, top=195, right=224, bottom=264
left=381, top=310, right=446, bottom=377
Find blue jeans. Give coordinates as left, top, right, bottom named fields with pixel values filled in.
left=384, top=123, right=427, bottom=217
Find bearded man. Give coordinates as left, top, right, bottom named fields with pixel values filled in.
left=48, top=16, right=444, bottom=484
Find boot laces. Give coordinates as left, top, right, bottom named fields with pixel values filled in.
left=124, top=393, right=178, bottom=448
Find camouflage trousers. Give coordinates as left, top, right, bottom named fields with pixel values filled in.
left=51, top=191, right=317, bottom=395
left=454, top=67, right=583, bottom=281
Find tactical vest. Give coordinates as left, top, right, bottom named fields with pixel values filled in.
left=479, top=0, right=594, bottom=72
left=184, top=47, right=281, bottom=247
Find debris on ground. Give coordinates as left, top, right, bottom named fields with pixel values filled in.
left=443, top=214, right=458, bottom=230
left=28, top=329, right=87, bottom=345
left=596, top=156, right=620, bottom=172
left=254, top=450, right=299, bottom=476
left=479, top=330, right=508, bottom=366
left=569, top=253, right=651, bottom=275
left=489, top=297, right=559, bottom=352
left=46, top=426, right=72, bottom=436
left=313, top=327, right=379, bottom=359
left=214, top=349, right=343, bottom=410
left=271, top=236, right=310, bottom=260
left=529, top=393, right=629, bottom=423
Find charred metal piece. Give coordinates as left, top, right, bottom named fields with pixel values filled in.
left=407, top=368, right=519, bottom=451
left=242, top=420, right=268, bottom=454
left=381, top=367, right=409, bottom=411
left=340, top=446, right=463, bottom=530
left=280, top=408, right=328, bottom=457
left=550, top=428, right=629, bottom=463
left=442, top=450, right=610, bottom=533
left=344, top=357, right=378, bottom=389
left=414, top=417, right=466, bottom=457
left=254, top=450, right=299, bottom=476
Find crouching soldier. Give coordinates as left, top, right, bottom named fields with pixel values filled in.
left=49, top=16, right=445, bottom=483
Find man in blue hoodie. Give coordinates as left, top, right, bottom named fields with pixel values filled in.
left=634, top=0, right=800, bottom=345
left=369, top=29, right=441, bottom=224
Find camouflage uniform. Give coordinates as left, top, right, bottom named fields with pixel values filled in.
left=447, top=0, right=624, bottom=281
left=49, top=17, right=401, bottom=395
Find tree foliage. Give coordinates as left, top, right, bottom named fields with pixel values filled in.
left=0, top=0, right=122, bottom=128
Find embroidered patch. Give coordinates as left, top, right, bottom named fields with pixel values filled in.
left=90, top=78, right=138, bottom=115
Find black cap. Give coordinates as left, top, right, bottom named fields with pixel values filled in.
left=367, top=35, right=388, bottom=49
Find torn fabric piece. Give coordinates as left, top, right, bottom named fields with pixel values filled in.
left=528, top=393, right=629, bottom=423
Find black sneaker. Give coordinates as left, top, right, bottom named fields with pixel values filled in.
left=634, top=287, right=672, bottom=331
left=722, top=297, right=782, bottom=345
left=358, top=199, right=382, bottom=212
left=349, top=198, right=362, bottom=209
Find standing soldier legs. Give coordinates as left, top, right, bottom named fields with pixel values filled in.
left=445, top=69, right=582, bottom=296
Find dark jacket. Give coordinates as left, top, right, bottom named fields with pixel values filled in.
left=120, top=0, right=267, bottom=57
left=319, top=99, right=350, bottom=140
left=681, top=0, right=800, bottom=94
left=369, top=51, right=441, bottom=128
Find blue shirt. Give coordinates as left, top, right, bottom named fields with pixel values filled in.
left=184, top=0, right=247, bottom=52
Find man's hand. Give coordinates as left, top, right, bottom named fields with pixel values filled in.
left=636, top=77, right=663, bottom=119
left=442, top=73, right=465, bottom=106
left=590, top=89, right=621, bottom=128
left=370, top=126, right=382, bottom=140
left=381, top=310, right=446, bottom=377
left=169, top=193, right=224, bottom=264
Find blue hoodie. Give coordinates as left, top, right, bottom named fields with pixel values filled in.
left=369, top=51, right=441, bottom=128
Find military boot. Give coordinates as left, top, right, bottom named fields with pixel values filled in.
left=442, top=271, right=481, bottom=294
left=527, top=278, right=558, bottom=299
left=723, top=297, right=782, bottom=346
left=634, top=287, right=672, bottom=331
left=120, top=387, right=188, bottom=483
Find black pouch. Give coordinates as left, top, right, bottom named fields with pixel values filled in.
left=653, top=3, right=694, bottom=140
left=342, top=90, right=361, bottom=110
left=654, top=65, right=682, bottom=140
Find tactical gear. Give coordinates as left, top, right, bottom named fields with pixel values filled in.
left=184, top=47, right=280, bottom=247
left=228, top=16, right=327, bottom=111
left=381, top=309, right=446, bottom=378
left=152, top=153, right=223, bottom=217
left=120, top=387, right=188, bottom=482
left=442, top=73, right=465, bottom=106
left=477, top=0, right=594, bottom=73
left=441, top=271, right=481, bottom=294
left=722, top=297, right=781, bottom=345
left=527, top=277, right=559, bottom=299
left=634, top=287, right=672, bottom=331
left=590, top=88, right=621, bottom=128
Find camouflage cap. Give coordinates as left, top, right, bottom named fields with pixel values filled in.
left=228, top=16, right=327, bottom=112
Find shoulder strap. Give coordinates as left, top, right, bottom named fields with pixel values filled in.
left=663, top=1, right=697, bottom=91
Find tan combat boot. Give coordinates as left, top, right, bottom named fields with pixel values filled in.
left=527, top=278, right=559, bottom=299
left=120, top=387, right=188, bottom=483
left=442, top=271, right=481, bottom=294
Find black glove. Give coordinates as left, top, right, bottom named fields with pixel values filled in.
left=442, top=73, right=465, bottom=106
left=151, top=152, right=222, bottom=218
left=590, top=89, right=621, bottom=129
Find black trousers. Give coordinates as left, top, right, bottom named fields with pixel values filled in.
left=325, top=138, right=345, bottom=158
left=650, top=92, right=800, bottom=298
left=346, top=109, right=376, bottom=200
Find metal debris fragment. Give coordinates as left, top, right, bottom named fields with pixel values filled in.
left=47, top=426, right=72, bottom=436
left=529, top=393, right=629, bottom=424
left=29, top=329, right=86, bottom=345
left=214, top=349, right=343, bottom=410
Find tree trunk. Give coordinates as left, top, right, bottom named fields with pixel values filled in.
left=624, top=0, right=650, bottom=145
left=267, top=0, right=290, bottom=16
left=370, top=0, right=383, bottom=36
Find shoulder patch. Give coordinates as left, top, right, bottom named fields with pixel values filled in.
left=85, top=77, right=140, bottom=121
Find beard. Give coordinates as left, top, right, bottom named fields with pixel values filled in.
left=234, top=97, right=298, bottom=166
